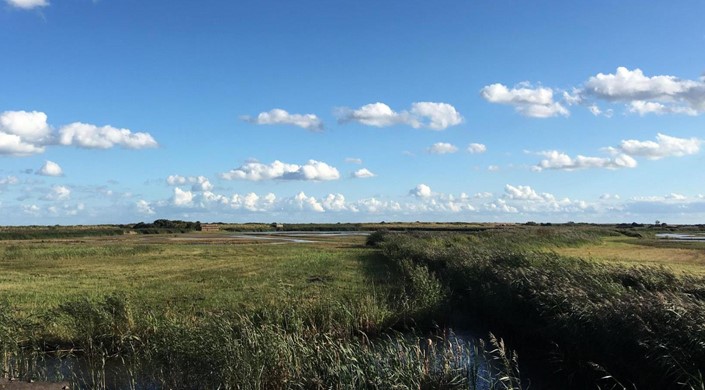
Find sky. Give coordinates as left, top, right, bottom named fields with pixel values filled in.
left=1, top=0, right=705, bottom=225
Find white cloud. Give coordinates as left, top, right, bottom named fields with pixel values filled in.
left=166, top=175, right=213, bottom=192
left=322, top=194, right=347, bottom=211
left=666, top=193, right=687, bottom=201
left=500, top=184, right=591, bottom=214
left=616, top=133, right=701, bottom=160
left=0, top=133, right=45, bottom=156
left=36, top=160, right=63, bottom=177
left=166, top=175, right=187, bottom=185
left=0, top=110, right=51, bottom=141
left=409, top=102, right=464, bottom=130
left=231, top=192, right=267, bottom=212
left=584, top=67, right=696, bottom=101
left=190, top=176, right=213, bottom=192
left=583, top=67, right=705, bottom=115
left=504, top=184, right=543, bottom=201
left=58, top=122, right=158, bottom=149
left=0, top=111, right=51, bottom=156
left=242, top=108, right=323, bottom=131
left=351, top=197, right=402, bottom=214
left=628, top=101, right=697, bottom=116
left=173, top=188, right=194, bottom=207
left=351, top=168, right=376, bottom=178
left=43, top=185, right=70, bottom=201
left=467, top=143, right=487, bottom=154
left=136, top=200, right=155, bottom=215
left=0, top=176, right=19, bottom=187
left=221, top=159, right=340, bottom=181
left=428, top=142, right=458, bottom=154
left=534, top=133, right=699, bottom=172
left=22, top=204, right=40, bottom=216
left=485, top=199, right=519, bottom=213
left=480, top=83, right=569, bottom=118
left=345, top=157, right=363, bottom=164
left=0, top=111, right=159, bottom=156
left=287, top=192, right=325, bottom=213
left=337, top=102, right=463, bottom=130
left=487, top=165, right=500, bottom=172
left=409, top=184, right=432, bottom=198
left=5, top=0, right=48, bottom=10
left=535, top=150, right=638, bottom=171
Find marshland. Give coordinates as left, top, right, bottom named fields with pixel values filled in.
left=1, top=222, right=704, bottom=389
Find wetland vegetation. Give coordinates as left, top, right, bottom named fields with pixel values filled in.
left=0, top=222, right=704, bottom=389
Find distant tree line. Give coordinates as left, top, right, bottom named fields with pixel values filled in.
left=132, top=219, right=202, bottom=234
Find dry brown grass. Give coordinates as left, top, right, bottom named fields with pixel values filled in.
left=554, top=236, right=705, bottom=274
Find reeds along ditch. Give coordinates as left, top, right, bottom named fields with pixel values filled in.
left=374, top=230, right=705, bottom=389
left=0, top=292, right=521, bottom=389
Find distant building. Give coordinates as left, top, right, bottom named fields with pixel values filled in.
left=271, top=223, right=284, bottom=230
left=200, top=224, right=220, bottom=232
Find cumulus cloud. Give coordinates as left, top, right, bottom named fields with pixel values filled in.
left=221, top=160, right=340, bottom=181
left=36, top=160, right=63, bottom=177
left=136, top=200, right=155, bottom=215
left=173, top=188, right=194, bottom=207
left=535, top=150, right=638, bottom=171
left=286, top=192, right=325, bottom=212
left=351, top=168, right=376, bottom=178
left=427, top=142, right=458, bottom=154
left=336, top=102, right=463, bottom=130
left=486, top=67, right=705, bottom=117
left=628, top=101, right=697, bottom=116
left=0, top=110, right=51, bottom=156
left=504, top=184, right=543, bottom=201
left=241, top=108, right=323, bottom=131
left=409, top=184, right=432, bottom=198
left=409, top=102, right=464, bottom=130
left=467, top=143, right=487, bottom=154
left=166, top=175, right=187, bottom=185
left=615, top=133, right=701, bottom=159
left=0, top=110, right=159, bottom=156
left=166, top=175, right=213, bottom=192
left=500, top=184, right=591, bottom=214
left=582, top=67, right=705, bottom=115
left=231, top=192, right=270, bottom=212
left=59, top=122, right=158, bottom=149
left=5, top=0, right=48, bottom=9
left=480, top=83, right=569, bottom=118
left=534, top=133, right=699, bottom=172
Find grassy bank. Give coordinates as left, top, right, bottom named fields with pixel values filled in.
left=374, top=229, right=705, bottom=389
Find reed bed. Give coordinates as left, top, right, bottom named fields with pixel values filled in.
left=0, top=294, right=521, bottom=389
left=375, top=230, right=705, bottom=389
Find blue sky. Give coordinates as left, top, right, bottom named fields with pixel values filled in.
left=1, top=0, right=705, bottom=225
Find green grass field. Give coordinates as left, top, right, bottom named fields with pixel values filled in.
left=0, top=233, right=395, bottom=314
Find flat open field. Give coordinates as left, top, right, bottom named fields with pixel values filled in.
left=0, top=232, right=396, bottom=315
left=554, top=236, right=705, bottom=274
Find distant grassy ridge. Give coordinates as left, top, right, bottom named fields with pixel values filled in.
left=374, top=228, right=705, bottom=389
left=0, top=226, right=125, bottom=240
